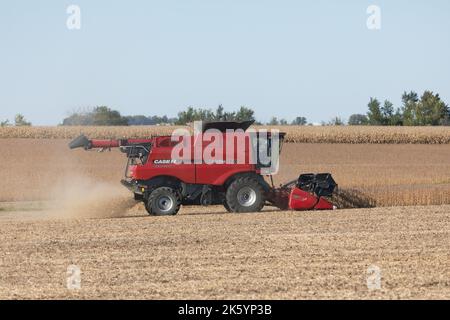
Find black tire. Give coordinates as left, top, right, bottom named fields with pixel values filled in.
left=223, top=201, right=232, bottom=212
left=225, top=176, right=265, bottom=213
left=146, top=187, right=181, bottom=216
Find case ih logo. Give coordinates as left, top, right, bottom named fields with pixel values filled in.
left=153, top=159, right=180, bottom=165
left=170, top=121, right=281, bottom=175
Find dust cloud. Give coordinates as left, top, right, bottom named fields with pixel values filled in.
left=48, top=175, right=140, bottom=219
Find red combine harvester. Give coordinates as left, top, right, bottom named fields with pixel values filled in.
left=69, top=121, right=337, bottom=215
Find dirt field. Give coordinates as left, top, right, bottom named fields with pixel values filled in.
left=0, top=138, right=449, bottom=299
left=1, top=204, right=449, bottom=299
left=0, top=139, right=449, bottom=206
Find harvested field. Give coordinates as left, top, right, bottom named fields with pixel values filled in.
left=0, top=136, right=449, bottom=300
left=0, top=205, right=449, bottom=299
left=1, top=125, right=449, bottom=144
left=0, top=139, right=448, bottom=207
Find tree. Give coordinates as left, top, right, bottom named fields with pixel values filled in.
left=402, top=91, right=449, bottom=125
left=348, top=114, right=368, bottom=125
left=279, top=119, right=288, bottom=125
left=401, top=91, right=419, bottom=126
left=126, top=115, right=154, bottom=125
left=175, top=106, right=195, bottom=125
left=62, top=106, right=128, bottom=126
left=214, top=105, right=225, bottom=121
left=328, top=116, right=345, bottom=126
left=381, top=100, right=394, bottom=125
left=234, top=106, right=255, bottom=121
left=90, top=106, right=128, bottom=126
left=62, top=108, right=92, bottom=125
left=367, top=98, right=383, bottom=125
left=14, top=114, right=31, bottom=126
left=418, top=91, right=449, bottom=125
left=390, top=108, right=404, bottom=126
left=175, top=105, right=256, bottom=125
left=291, top=116, right=307, bottom=126
left=1, top=119, right=10, bottom=127
left=125, top=115, right=175, bottom=125
left=268, top=117, right=279, bottom=125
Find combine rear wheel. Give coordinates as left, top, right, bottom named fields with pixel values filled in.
left=146, top=187, right=181, bottom=216
left=225, top=176, right=265, bottom=213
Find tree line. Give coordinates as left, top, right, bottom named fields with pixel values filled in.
left=59, top=105, right=308, bottom=126
left=2, top=90, right=448, bottom=127
left=349, top=91, right=450, bottom=126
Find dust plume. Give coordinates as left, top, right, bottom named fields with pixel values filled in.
left=48, top=175, right=139, bottom=219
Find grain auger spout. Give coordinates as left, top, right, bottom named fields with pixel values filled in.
left=69, top=134, right=152, bottom=151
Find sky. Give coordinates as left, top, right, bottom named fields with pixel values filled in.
left=1, top=0, right=450, bottom=125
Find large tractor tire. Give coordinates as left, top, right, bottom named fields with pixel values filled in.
left=223, top=201, right=232, bottom=212
left=146, top=187, right=181, bottom=216
left=225, top=176, right=265, bottom=213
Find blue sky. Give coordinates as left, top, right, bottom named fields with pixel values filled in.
left=1, top=0, right=449, bottom=125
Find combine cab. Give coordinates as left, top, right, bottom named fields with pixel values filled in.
left=69, top=121, right=337, bottom=215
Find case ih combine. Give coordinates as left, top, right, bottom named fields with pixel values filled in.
left=69, top=121, right=337, bottom=215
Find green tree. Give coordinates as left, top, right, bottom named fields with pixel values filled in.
left=402, top=91, right=449, bottom=125
left=390, top=108, right=404, bottom=126
left=90, top=106, right=128, bottom=126
left=268, top=117, right=279, bottom=125
left=1, top=119, right=10, bottom=127
left=175, top=106, right=195, bottom=124
left=234, top=106, right=255, bottom=121
left=291, top=116, right=307, bottom=125
left=214, top=105, right=224, bottom=121
left=14, top=114, right=31, bottom=126
left=418, top=91, right=449, bottom=125
left=62, top=106, right=128, bottom=126
left=401, top=91, right=420, bottom=126
left=348, top=114, right=368, bottom=125
left=367, top=98, right=384, bottom=125
left=328, top=116, right=344, bottom=126
left=176, top=105, right=255, bottom=124
left=381, top=100, right=394, bottom=125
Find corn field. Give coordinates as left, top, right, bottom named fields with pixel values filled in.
left=1, top=125, right=449, bottom=144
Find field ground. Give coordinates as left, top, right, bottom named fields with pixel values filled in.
left=1, top=138, right=449, bottom=299
left=1, top=204, right=449, bottom=299
left=1, top=139, right=449, bottom=207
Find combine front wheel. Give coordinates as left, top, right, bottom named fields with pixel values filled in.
left=146, top=187, right=181, bottom=216
left=225, top=176, right=265, bottom=213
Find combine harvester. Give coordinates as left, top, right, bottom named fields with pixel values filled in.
left=69, top=121, right=337, bottom=215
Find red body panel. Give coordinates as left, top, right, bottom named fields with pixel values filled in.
left=132, top=133, right=258, bottom=185
left=312, top=197, right=335, bottom=210
left=288, top=187, right=334, bottom=211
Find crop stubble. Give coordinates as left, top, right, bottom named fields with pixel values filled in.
left=0, top=139, right=448, bottom=207
left=0, top=134, right=449, bottom=299
left=0, top=205, right=449, bottom=299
